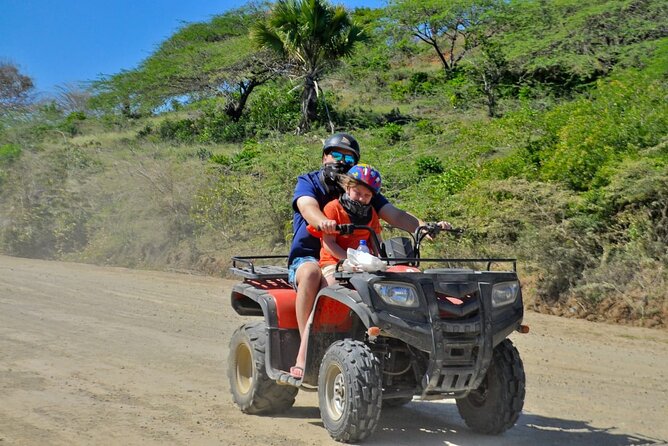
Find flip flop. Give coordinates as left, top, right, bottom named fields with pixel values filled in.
left=289, top=366, right=304, bottom=379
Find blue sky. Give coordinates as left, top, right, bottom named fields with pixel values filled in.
left=0, top=0, right=385, bottom=96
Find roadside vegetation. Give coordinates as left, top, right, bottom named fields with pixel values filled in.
left=1, top=0, right=666, bottom=328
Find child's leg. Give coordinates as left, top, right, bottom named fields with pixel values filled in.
left=290, top=264, right=336, bottom=378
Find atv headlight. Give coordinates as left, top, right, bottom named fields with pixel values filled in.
left=373, top=282, right=419, bottom=308
left=491, top=281, right=520, bottom=308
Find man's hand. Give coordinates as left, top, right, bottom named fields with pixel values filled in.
left=421, top=220, right=452, bottom=241
left=318, top=219, right=338, bottom=234
left=437, top=220, right=452, bottom=231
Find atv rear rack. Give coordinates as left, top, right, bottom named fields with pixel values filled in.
left=231, top=255, right=290, bottom=279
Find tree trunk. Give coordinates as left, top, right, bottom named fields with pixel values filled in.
left=481, top=72, right=497, bottom=118
left=299, top=75, right=318, bottom=132
left=225, top=79, right=259, bottom=122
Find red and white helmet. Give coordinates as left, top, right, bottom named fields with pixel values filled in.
left=347, top=163, right=382, bottom=194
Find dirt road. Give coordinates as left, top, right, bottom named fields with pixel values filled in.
left=1, top=255, right=667, bottom=445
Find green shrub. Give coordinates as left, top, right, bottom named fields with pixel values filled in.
left=59, top=111, right=87, bottom=137
left=540, top=72, right=668, bottom=190
left=0, top=143, right=22, bottom=163
left=196, top=147, right=212, bottom=161
left=415, top=155, right=444, bottom=177
left=194, top=137, right=315, bottom=246
left=379, top=123, right=404, bottom=143
left=247, top=85, right=300, bottom=133
left=158, top=118, right=198, bottom=143
left=389, top=81, right=410, bottom=101
left=1, top=153, right=91, bottom=258
left=330, top=106, right=386, bottom=129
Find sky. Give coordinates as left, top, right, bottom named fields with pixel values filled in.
left=0, top=0, right=385, bottom=97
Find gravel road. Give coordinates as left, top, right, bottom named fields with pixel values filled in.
left=1, top=255, right=666, bottom=445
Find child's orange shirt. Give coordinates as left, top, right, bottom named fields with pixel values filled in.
left=319, top=199, right=382, bottom=267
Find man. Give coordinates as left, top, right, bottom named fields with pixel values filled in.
left=287, top=132, right=449, bottom=378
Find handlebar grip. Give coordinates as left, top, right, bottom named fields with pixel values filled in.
left=306, top=224, right=355, bottom=238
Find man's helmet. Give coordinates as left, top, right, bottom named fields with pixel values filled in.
left=347, top=163, right=382, bottom=194
left=323, top=133, right=360, bottom=163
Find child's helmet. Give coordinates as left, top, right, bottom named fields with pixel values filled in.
left=347, top=163, right=382, bottom=194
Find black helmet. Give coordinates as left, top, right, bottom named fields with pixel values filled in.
left=323, top=133, right=360, bottom=162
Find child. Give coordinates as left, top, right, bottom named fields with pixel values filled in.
left=319, top=163, right=383, bottom=285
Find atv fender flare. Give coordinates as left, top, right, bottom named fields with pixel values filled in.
left=310, top=284, right=378, bottom=331
left=231, top=282, right=297, bottom=329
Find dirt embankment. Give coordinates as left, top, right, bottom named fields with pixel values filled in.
left=1, top=255, right=667, bottom=445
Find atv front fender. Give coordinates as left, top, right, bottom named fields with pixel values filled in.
left=311, top=284, right=377, bottom=331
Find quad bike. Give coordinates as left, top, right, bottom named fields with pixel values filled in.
left=228, top=224, right=527, bottom=443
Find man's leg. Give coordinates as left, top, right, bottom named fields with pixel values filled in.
left=292, top=261, right=326, bottom=377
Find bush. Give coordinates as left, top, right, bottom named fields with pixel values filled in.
left=540, top=71, right=668, bottom=190
left=194, top=137, right=314, bottom=246
left=247, top=85, right=300, bottom=133
left=0, top=143, right=22, bottom=163
left=379, top=123, right=404, bottom=143
left=158, top=118, right=198, bottom=143
left=59, top=111, right=87, bottom=137
left=415, top=155, right=444, bottom=177
left=1, top=155, right=91, bottom=258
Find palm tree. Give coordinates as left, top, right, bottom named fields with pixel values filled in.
left=251, top=0, right=366, bottom=131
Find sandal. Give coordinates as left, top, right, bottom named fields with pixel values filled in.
left=289, top=366, right=304, bottom=379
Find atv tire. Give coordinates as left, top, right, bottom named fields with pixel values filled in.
left=228, top=322, right=298, bottom=414
left=318, top=339, right=382, bottom=443
left=456, top=339, right=525, bottom=434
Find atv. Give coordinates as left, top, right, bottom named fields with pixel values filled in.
left=228, top=223, right=527, bottom=443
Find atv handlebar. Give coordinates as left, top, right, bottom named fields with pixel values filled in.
left=413, top=224, right=464, bottom=261
left=307, top=224, right=383, bottom=255
left=307, top=222, right=464, bottom=259
left=415, top=223, right=465, bottom=238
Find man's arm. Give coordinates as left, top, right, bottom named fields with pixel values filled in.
left=296, top=196, right=338, bottom=234
left=379, top=202, right=452, bottom=235
left=377, top=202, right=423, bottom=233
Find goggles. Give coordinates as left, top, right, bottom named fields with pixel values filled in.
left=329, top=150, right=357, bottom=165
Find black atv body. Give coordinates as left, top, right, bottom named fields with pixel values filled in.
left=228, top=225, right=526, bottom=442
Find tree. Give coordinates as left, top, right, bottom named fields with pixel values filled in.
left=387, top=0, right=501, bottom=75
left=55, top=82, right=93, bottom=114
left=465, top=37, right=509, bottom=117
left=91, top=4, right=276, bottom=120
left=251, top=0, right=367, bottom=131
left=496, top=0, right=668, bottom=93
left=0, top=62, right=34, bottom=113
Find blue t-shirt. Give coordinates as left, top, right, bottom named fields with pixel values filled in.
left=288, top=170, right=389, bottom=265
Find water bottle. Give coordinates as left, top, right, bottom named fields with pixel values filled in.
left=357, top=239, right=370, bottom=254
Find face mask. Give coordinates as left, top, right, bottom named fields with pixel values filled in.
left=320, top=162, right=348, bottom=196
left=340, top=193, right=372, bottom=225
left=321, top=162, right=348, bottom=185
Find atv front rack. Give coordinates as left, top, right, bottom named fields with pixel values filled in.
left=230, top=255, right=517, bottom=280
left=230, top=255, right=290, bottom=279
left=387, top=258, right=517, bottom=272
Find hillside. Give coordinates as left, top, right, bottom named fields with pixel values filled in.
left=1, top=0, right=666, bottom=328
